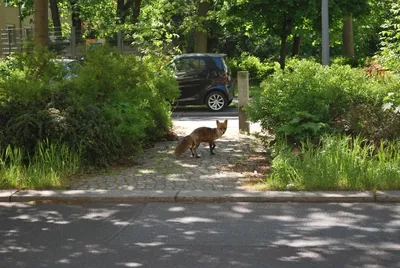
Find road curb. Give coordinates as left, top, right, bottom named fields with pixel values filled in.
left=9, top=190, right=178, bottom=203
left=375, top=191, right=400, bottom=202
left=0, top=190, right=18, bottom=202
left=1, top=189, right=397, bottom=203
left=175, top=190, right=375, bottom=203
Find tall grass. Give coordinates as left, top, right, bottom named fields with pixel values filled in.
left=267, top=135, right=400, bottom=191
left=0, top=140, right=81, bottom=189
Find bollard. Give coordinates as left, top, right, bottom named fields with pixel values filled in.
left=237, top=71, right=250, bottom=134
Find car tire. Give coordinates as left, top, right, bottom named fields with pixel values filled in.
left=205, top=91, right=227, bottom=112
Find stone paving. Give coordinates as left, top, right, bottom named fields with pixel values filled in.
left=69, top=120, right=264, bottom=191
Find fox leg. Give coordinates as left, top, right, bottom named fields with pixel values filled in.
left=209, top=141, right=216, bottom=155
left=190, top=142, right=201, bottom=158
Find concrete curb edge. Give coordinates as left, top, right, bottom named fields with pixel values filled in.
left=1, top=190, right=400, bottom=203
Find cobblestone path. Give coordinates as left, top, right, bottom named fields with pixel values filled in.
left=70, top=121, right=263, bottom=191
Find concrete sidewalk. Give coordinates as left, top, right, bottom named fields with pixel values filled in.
left=1, top=116, right=399, bottom=203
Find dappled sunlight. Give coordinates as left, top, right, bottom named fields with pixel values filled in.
left=10, top=210, right=70, bottom=224
left=82, top=208, right=119, bottom=220
left=56, top=258, right=70, bottom=264
left=116, top=262, right=143, bottom=267
left=137, top=169, right=156, bottom=174
left=134, top=242, right=165, bottom=247
left=261, top=215, right=299, bottom=222
left=278, top=249, right=327, bottom=262
left=70, top=129, right=257, bottom=191
left=1, top=202, right=399, bottom=267
left=231, top=205, right=253, bottom=214
left=166, top=217, right=215, bottom=224
left=168, top=206, right=186, bottom=212
left=273, top=238, right=339, bottom=247
left=214, top=211, right=245, bottom=219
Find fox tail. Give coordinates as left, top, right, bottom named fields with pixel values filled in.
left=174, top=135, right=194, bottom=157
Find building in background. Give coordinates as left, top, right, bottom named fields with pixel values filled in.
left=0, top=1, right=33, bottom=57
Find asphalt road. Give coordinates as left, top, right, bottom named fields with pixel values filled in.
left=1, top=202, right=399, bottom=268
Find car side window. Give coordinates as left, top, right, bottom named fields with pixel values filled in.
left=174, top=58, right=207, bottom=73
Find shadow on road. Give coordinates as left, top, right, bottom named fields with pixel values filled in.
left=1, top=202, right=399, bottom=267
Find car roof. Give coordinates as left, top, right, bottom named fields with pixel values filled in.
left=173, top=53, right=227, bottom=60
left=53, top=58, right=77, bottom=63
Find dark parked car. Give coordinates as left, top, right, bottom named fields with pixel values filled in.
left=170, top=53, right=234, bottom=111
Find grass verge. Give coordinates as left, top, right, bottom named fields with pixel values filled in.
left=262, top=135, right=400, bottom=191
left=0, top=140, right=81, bottom=189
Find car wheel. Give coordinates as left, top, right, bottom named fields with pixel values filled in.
left=206, top=91, right=227, bottom=112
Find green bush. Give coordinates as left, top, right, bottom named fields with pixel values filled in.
left=378, top=2, right=400, bottom=73
left=331, top=56, right=366, bottom=68
left=229, top=53, right=275, bottom=84
left=0, top=45, right=67, bottom=103
left=248, top=58, right=400, bottom=143
left=0, top=45, right=180, bottom=170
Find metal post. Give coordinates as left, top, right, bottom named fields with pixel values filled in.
left=322, top=0, right=330, bottom=66
left=7, top=30, right=12, bottom=55
left=237, top=71, right=250, bottom=134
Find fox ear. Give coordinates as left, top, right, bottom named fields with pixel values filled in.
left=224, top=119, right=228, bottom=124
left=216, top=120, right=219, bottom=124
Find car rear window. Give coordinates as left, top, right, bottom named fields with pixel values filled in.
left=212, top=57, right=229, bottom=73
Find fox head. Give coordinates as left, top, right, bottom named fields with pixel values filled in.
left=216, top=120, right=228, bottom=134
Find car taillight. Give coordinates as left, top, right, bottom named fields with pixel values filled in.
left=221, top=72, right=227, bottom=83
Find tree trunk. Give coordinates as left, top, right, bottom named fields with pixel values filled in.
left=291, top=35, right=301, bottom=57
left=279, top=34, right=288, bottom=70
left=279, top=17, right=292, bottom=70
left=342, top=15, right=354, bottom=57
left=49, top=0, right=61, bottom=39
left=34, top=0, right=49, bottom=47
left=116, top=0, right=126, bottom=24
left=117, top=0, right=140, bottom=24
left=132, top=0, right=141, bottom=23
left=70, top=0, right=82, bottom=37
left=194, top=1, right=210, bottom=53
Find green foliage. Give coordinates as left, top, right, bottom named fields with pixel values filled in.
left=229, top=53, right=275, bottom=84
left=0, top=45, right=179, bottom=170
left=378, top=2, right=400, bottom=72
left=248, top=58, right=400, bottom=143
left=334, top=89, right=400, bottom=142
left=0, top=45, right=66, bottom=103
left=56, top=47, right=179, bottom=165
left=133, top=0, right=195, bottom=54
left=0, top=140, right=81, bottom=189
left=266, top=135, right=400, bottom=191
left=276, top=112, right=328, bottom=142
left=331, top=56, right=366, bottom=68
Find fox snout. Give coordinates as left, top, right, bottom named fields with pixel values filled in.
left=216, top=119, right=228, bottom=134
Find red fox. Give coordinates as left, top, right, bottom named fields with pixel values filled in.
left=174, top=120, right=228, bottom=158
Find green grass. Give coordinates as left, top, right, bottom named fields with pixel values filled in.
left=249, top=84, right=262, bottom=99
left=264, top=135, right=400, bottom=191
left=233, top=84, right=261, bottom=99
left=0, top=140, right=81, bottom=189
